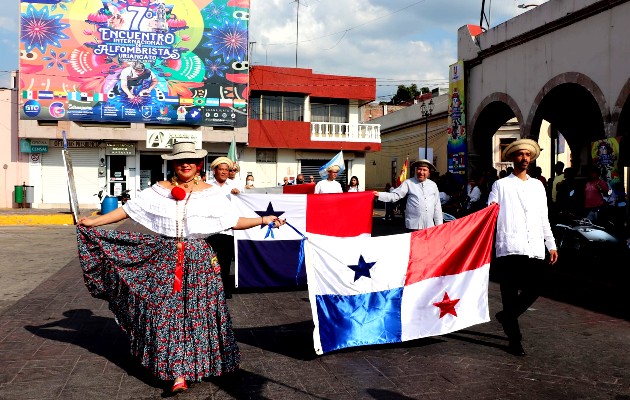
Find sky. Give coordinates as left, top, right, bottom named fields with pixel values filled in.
left=1, top=0, right=542, bottom=101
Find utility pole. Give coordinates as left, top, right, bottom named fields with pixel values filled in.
left=248, top=41, right=256, bottom=65
left=295, top=0, right=300, bottom=67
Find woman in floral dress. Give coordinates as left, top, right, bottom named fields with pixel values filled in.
left=77, top=142, right=283, bottom=393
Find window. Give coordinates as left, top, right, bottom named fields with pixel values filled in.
left=249, top=92, right=305, bottom=121
left=311, top=98, right=349, bottom=123
left=256, top=149, right=277, bottom=163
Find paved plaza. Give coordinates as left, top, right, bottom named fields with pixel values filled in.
left=0, top=211, right=629, bottom=399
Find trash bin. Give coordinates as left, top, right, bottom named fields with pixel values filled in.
left=24, top=185, right=34, bottom=203
left=14, top=185, right=24, bottom=204
left=101, top=196, right=119, bottom=215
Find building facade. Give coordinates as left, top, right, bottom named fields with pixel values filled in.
left=244, top=66, right=380, bottom=188
left=2, top=66, right=379, bottom=209
left=366, top=94, right=449, bottom=191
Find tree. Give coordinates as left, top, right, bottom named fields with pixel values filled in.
left=389, top=84, right=430, bottom=105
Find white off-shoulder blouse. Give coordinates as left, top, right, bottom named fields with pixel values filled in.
left=122, top=183, right=239, bottom=239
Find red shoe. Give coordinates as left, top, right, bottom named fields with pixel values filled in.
left=172, top=380, right=188, bottom=393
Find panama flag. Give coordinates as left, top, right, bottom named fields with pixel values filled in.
left=319, top=150, right=345, bottom=179
left=306, top=204, right=498, bottom=354
left=232, top=192, right=374, bottom=288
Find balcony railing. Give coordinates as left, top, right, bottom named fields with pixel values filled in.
left=310, top=122, right=381, bottom=143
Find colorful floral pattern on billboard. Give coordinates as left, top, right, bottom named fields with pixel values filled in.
left=19, top=0, right=249, bottom=127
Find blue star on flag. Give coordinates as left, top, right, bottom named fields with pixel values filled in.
left=348, top=255, right=376, bottom=282
left=254, top=202, right=285, bottom=228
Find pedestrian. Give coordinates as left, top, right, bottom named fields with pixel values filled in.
left=309, top=175, right=315, bottom=183
left=282, top=177, right=290, bottom=186
left=488, top=138, right=558, bottom=356
left=314, top=165, right=343, bottom=194
left=464, top=175, right=482, bottom=214
left=245, top=174, right=255, bottom=189
left=373, top=159, right=443, bottom=231
left=549, top=161, right=565, bottom=221
left=550, top=161, right=565, bottom=204
left=206, top=156, right=240, bottom=298
left=228, top=162, right=244, bottom=191
left=347, top=176, right=363, bottom=192
left=76, top=141, right=284, bottom=393
left=383, top=182, right=395, bottom=221
left=295, top=174, right=305, bottom=184
left=584, top=166, right=609, bottom=222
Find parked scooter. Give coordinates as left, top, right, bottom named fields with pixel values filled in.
left=553, top=212, right=628, bottom=275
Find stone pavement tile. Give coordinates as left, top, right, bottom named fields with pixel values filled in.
left=65, top=371, right=122, bottom=389
left=11, top=366, right=70, bottom=384
left=57, top=386, right=122, bottom=400
left=116, top=384, right=165, bottom=399
left=23, top=358, right=78, bottom=369
left=0, top=380, right=64, bottom=400
left=0, top=367, right=22, bottom=385
left=31, top=342, right=71, bottom=359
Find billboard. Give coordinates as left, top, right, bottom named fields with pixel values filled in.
left=19, top=0, right=249, bottom=127
left=447, top=60, right=466, bottom=180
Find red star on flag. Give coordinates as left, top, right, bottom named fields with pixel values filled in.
left=433, top=292, right=460, bottom=318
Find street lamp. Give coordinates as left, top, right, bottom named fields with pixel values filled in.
left=420, top=99, right=434, bottom=159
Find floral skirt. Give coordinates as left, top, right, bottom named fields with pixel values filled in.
left=76, top=226, right=240, bottom=381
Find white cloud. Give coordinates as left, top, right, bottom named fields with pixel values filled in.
left=248, top=0, right=503, bottom=100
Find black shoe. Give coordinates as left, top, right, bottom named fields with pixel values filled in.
left=507, top=341, right=526, bottom=356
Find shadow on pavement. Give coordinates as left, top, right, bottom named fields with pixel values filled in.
left=24, top=309, right=165, bottom=390
left=234, top=320, right=317, bottom=361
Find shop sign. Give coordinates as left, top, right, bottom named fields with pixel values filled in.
left=20, top=138, right=49, bottom=153
left=52, top=140, right=100, bottom=148
left=146, top=130, right=202, bottom=149
left=105, top=143, right=136, bottom=156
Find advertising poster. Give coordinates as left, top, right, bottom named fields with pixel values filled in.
left=447, top=61, right=466, bottom=180
left=19, top=0, right=249, bottom=127
left=591, top=137, right=621, bottom=186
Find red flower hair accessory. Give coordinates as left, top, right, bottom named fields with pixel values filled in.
left=171, top=186, right=186, bottom=201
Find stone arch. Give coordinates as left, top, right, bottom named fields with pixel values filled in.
left=468, top=92, right=523, bottom=173
left=526, top=72, right=609, bottom=169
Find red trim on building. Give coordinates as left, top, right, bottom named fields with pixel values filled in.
left=250, top=66, right=375, bottom=100
left=248, top=120, right=380, bottom=152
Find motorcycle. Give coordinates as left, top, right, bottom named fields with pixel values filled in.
left=552, top=213, right=628, bottom=278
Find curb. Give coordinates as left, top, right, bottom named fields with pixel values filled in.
left=0, top=211, right=98, bottom=226
left=0, top=214, right=75, bottom=225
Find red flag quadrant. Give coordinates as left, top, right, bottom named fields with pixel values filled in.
left=306, top=204, right=499, bottom=354
left=231, top=192, right=374, bottom=288
left=283, top=183, right=316, bottom=194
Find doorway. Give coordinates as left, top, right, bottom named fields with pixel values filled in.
left=140, top=154, right=165, bottom=190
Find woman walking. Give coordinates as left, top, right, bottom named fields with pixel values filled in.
left=77, top=142, right=283, bottom=393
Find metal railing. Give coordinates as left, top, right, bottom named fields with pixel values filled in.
left=310, top=122, right=381, bottom=143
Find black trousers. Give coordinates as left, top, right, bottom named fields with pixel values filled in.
left=206, top=233, right=235, bottom=294
left=494, top=255, right=545, bottom=342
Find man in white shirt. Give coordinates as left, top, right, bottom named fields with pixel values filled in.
left=374, top=159, right=443, bottom=231
left=488, top=139, right=558, bottom=356
left=314, top=165, right=343, bottom=193
left=206, top=157, right=239, bottom=298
